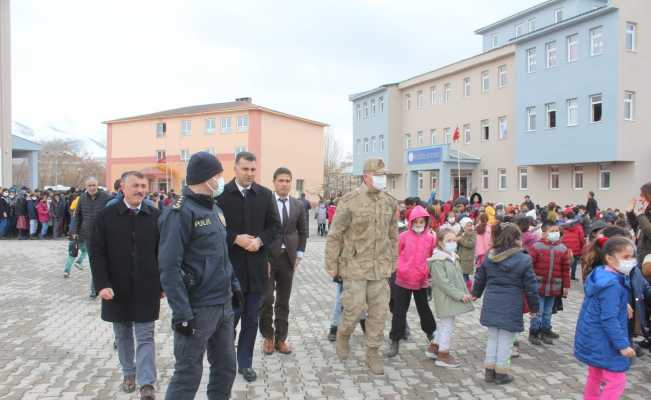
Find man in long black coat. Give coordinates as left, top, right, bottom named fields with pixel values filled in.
left=216, top=151, right=281, bottom=382
left=91, top=171, right=160, bottom=400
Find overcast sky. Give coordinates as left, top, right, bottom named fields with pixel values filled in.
left=11, top=0, right=540, bottom=156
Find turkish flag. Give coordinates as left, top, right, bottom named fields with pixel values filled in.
left=452, top=127, right=460, bottom=142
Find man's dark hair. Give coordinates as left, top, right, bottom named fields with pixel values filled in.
left=640, top=182, right=651, bottom=198
left=113, top=179, right=121, bottom=191
left=273, top=167, right=292, bottom=181
left=121, top=171, right=145, bottom=181
left=404, top=197, right=419, bottom=207
left=236, top=151, right=256, bottom=163
left=589, top=191, right=595, bottom=197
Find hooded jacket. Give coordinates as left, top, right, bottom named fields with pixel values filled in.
left=472, top=248, right=539, bottom=332
left=529, top=239, right=572, bottom=297
left=561, top=221, right=585, bottom=256
left=428, top=248, right=474, bottom=318
left=395, top=205, right=436, bottom=290
left=574, top=266, right=631, bottom=372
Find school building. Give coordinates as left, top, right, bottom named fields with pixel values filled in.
left=104, top=98, right=327, bottom=196
left=350, top=0, right=650, bottom=209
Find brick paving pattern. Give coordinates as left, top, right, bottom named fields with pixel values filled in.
left=1, top=237, right=651, bottom=399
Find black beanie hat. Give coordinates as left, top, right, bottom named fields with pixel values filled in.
left=186, top=151, right=224, bottom=185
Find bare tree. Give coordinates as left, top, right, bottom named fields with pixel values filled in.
left=38, top=139, right=105, bottom=188
left=323, top=128, right=344, bottom=177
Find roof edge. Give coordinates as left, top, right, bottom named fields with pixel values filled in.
left=474, top=0, right=565, bottom=34
left=348, top=83, right=399, bottom=101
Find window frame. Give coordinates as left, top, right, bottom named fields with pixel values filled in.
left=498, top=116, right=507, bottom=139
left=430, top=86, right=437, bottom=104
left=444, top=83, right=451, bottom=104
left=554, top=8, right=563, bottom=23
left=481, top=169, right=489, bottom=191
left=370, top=99, right=376, bottom=115
left=527, top=48, right=537, bottom=73
left=378, top=96, right=384, bottom=112
left=573, top=166, right=584, bottom=190
left=567, top=98, right=578, bottom=126
left=237, top=115, right=249, bottom=132
left=180, top=148, right=191, bottom=162
left=430, top=129, right=437, bottom=145
left=404, top=133, right=411, bottom=149
left=379, top=135, right=385, bottom=152
left=599, top=165, right=611, bottom=190
left=526, top=106, right=537, bottom=131
left=515, top=24, right=523, bottom=38
left=546, top=102, right=557, bottom=129
left=498, top=65, right=507, bottom=88
left=371, top=136, right=376, bottom=152
left=405, top=95, right=411, bottom=111
left=624, top=91, right=635, bottom=121
left=156, top=122, right=166, bottom=137
left=356, top=104, right=362, bottom=121
left=205, top=118, right=216, bottom=134
left=416, top=91, right=424, bottom=110
left=444, top=127, right=452, bottom=144
left=481, top=71, right=490, bottom=93
left=480, top=119, right=490, bottom=141
left=567, top=34, right=579, bottom=63
left=625, top=22, right=637, bottom=52
left=545, top=41, right=558, bottom=68
left=498, top=168, right=507, bottom=191
left=364, top=138, right=369, bottom=153
left=549, top=166, right=560, bottom=191
left=590, top=94, right=603, bottom=123
left=156, top=149, right=166, bottom=162
left=180, top=120, right=192, bottom=136
left=519, top=167, right=528, bottom=191
left=416, top=130, right=424, bottom=146
left=590, top=26, right=604, bottom=56
left=221, top=116, right=232, bottom=133
left=492, top=34, right=499, bottom=48
left=528, top=17, right=536, bottom=33
left=463, top=124, right=471, bottom=144
left=463, top=77, right=471, bottom=97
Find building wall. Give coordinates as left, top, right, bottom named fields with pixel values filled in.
left=516, top=9, right=620, bottom=165
left=259, top=111, right=324, bottom=196
left=351, top=88, right=391, bottom=175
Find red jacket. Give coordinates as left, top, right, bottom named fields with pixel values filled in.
left=35, top=200, right=50, bottom=223
left=529, top=239, right=572, bottom=297
left=561, top=222, right=585, bottom=256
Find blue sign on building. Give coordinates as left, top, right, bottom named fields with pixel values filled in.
left=407, top=146, right=442, bottom=165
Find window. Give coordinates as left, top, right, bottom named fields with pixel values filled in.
left=418, top=172, right=423, bottom=190
left=498, top=168, right=507, bottom=191
left=430, top=86, right=437, bottom=104
left=371, top=136, right=376, bottom=152
left=430, top=129, right=437, bottom=145
left=574, top=166, right=584, bottom=190
left=546, top=41, right=558, bottom=68
left=205, top=147, right=215, bottom=155
left=430, top=174, right=437, bottom=191
left=180, top=148, right=191, bottom=162
left=205, top=118, right=216, bottom=134
left=156, top=150, right=166, bottom=161
left=221, top=117, right=232, bottom=133
left=550, top=167, right=560, bottom=190
left=567, top=98, right=578, bottom=126
left=463, top=124, right=471, bottom=144
left=498, top=116, right=507, bottom=139
left=626, top=22, right=637, bottom=51
left=463, top=78, right=471, bottom=97
left=590, top=26, right=603, bottom=56
left=591, top=94, right=603, bottom=123
left=417, top=130, right=423, bottom=146
left=379, top=135, right=385, bottom=151
left=237, top=115, right=249, bottom=131
left=481, top=170, right=489, bottom=190
left=519, top=167, right=528, bottom=190
left=481, top=71, right=490, bottom=93
left=405, top=95, right=411, bottom=111
left=363, top=102, right=369, bottom=119
left=390, top=176, right=396, bottom=190
left=404, top=133, right=411, bottom=149
left=234, top=145, right=247, bottom=156
left=528, top=18, right=536, bottom=33
left=527, top=48, right=537, bottom=73
left=379, top=96, right=384, bottom=112
left=492, top=34, right=499, bottom=48
left=444, top=83, right=451, bottom=104
left=444, top=127, right=452, bottom=144
left=481, top=119, right=490, bottom=141
left=370, top=99, right=376, bottom=116
left=296, top=179, right=304, bottom=193
left=498, top=65, right=507, bottom=88
left=515, top=24, right=523, bottom=38
left=364, top=138, right=369, bottom=153
left=526, top=107, right=537, bottom=131
left=546, top=103, right=557, bottom=129
left=599, top=165, right=611, bottom=190
left=181, top=120, right=191, bottom=136
left=567, top=34, right=579, bottom=63
left=356, top=104, right=362, bottom=121
left=554, top=8, right=563, bottom=23
left=416, top=91, right=423, bottom=110
left=156, top=122, right=166, bottom=137
left=624, top=91, right=635, bottom=121
left=356, top=139, right=361, bottom=154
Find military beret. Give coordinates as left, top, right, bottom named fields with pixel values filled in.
left=363, top=158, right=386, bottom=174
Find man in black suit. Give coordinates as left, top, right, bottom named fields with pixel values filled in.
left=260, top=167, right=307, bottom=356
left=216, top=152, right=281, bottom=383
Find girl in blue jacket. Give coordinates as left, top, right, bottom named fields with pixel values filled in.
left=574, top=236, right=637, bottom=399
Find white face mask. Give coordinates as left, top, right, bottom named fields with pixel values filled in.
left=207, top=176, right=225, bottom=198
left=413, top=224, right=425, bottom=233
left=547, top=231, right=561, bottom=242
left=616, top=258, right=637, bottom=275
left=371, top=175, right=387, bottom=191
left=444, top=242, right=458, bottom=253
left=447, top=217, right=455, bottom=224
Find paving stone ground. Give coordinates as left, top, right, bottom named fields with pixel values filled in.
left=1, top=235, right=651, bottom=400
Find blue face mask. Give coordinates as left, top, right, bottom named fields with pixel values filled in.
left=444, top=242, right=458, bottom=253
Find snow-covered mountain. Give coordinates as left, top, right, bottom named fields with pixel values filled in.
left=12, top=120, right=106, bottom=160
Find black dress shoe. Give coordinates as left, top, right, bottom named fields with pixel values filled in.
left=238, top=368, right=257, bottom=382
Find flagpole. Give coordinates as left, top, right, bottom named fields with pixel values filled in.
left=456, top=126, right=461, bottom=198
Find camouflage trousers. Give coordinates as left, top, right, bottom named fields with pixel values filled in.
left=339, top=279, right=389, bottom=349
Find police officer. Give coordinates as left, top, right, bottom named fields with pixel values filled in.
left=325, top=158, right=399, bottom=375
left=159, top=152, right=244, bottom=400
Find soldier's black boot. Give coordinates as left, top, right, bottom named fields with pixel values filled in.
left=328, top=326, right=337, bottom=342
left=360, top=319, right=366, bottom=334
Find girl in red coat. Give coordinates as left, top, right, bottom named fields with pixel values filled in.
left=528, top=222, right=572, bottom=345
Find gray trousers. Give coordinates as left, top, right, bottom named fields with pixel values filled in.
left=484, top=327, right=516, bottom=373
left=166, top=304, right=236, bottom=400
left=112, top=321, right=156, bottom=386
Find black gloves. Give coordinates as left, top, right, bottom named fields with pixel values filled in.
left=232, top=289, right=245, bottom=309
left=174, top=320, right=196, bottom=336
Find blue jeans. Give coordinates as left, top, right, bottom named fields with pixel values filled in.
left=233, top=292, right=261, bottom=369
left=29, top=219, right=38, bottom=236
left=0, top=218, right=7, bottom=238
left=330, top=282, right=343, bottom=327
left=166, top=304, right=236, bottom=400
left=112, top=321, right=156, bottom=386
left=530, top=295, right=555, bottom=332
left=39, top=222, right=49, bottom=238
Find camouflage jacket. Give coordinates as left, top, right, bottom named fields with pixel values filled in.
left=325, top=185, right=398, bottom=280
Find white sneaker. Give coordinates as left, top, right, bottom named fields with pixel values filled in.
left=73, top=262, right=82, bottom=270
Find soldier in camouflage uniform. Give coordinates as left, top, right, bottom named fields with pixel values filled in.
left=325, top=158, right=399, bottom=375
